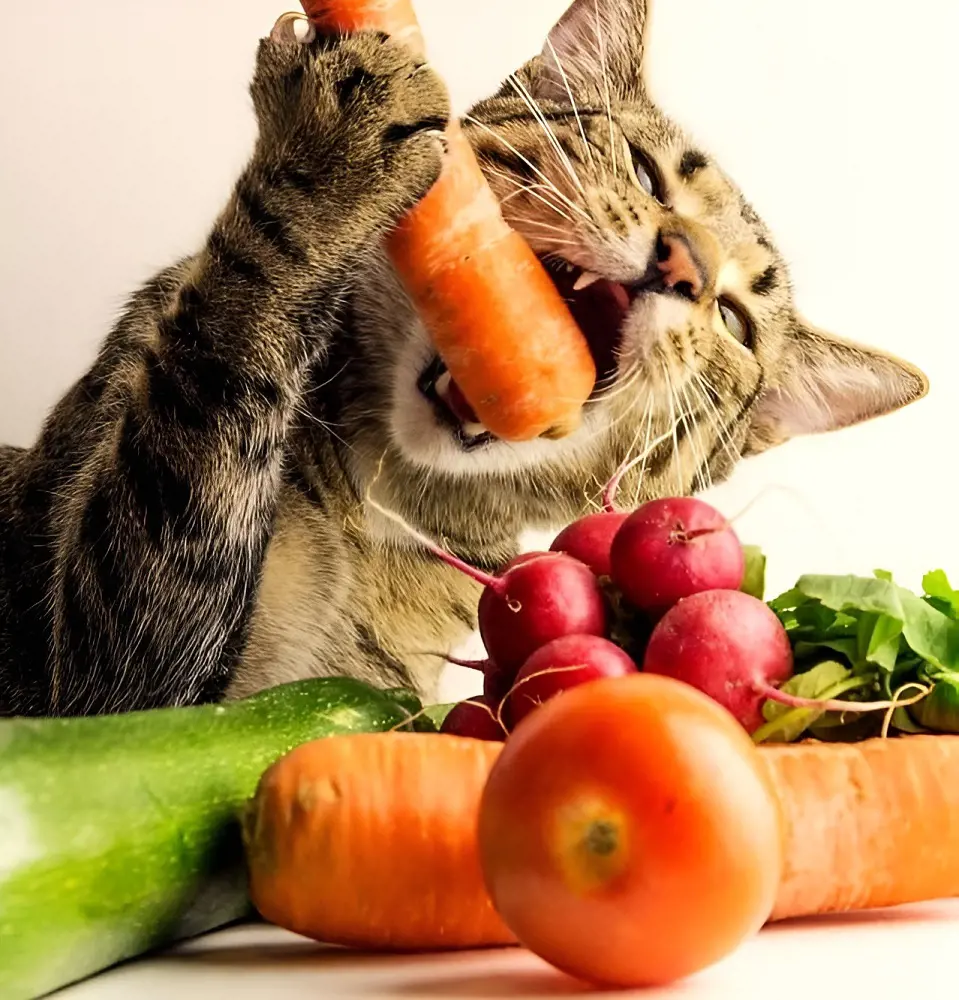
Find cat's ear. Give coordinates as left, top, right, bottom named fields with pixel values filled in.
left=530, top=0, right=651, bottom=103
left=745, top=321, right=929, bottom=455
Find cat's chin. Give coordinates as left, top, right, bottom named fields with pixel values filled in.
left=387, top=337, right=604, bottom=477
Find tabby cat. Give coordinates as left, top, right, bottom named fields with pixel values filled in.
left=0, top=0, right=927, bottom=717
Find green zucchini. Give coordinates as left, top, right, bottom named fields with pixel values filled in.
left=0, top=677, right=415, bottom=1000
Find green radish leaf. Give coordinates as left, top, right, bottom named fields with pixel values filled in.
left=758, top=661, right=853, bottom=743
left=898, top=594, right=959, bottom=672
left=795, top=575, right=909, bottom=619
left=792, top=602, right=858, bottom=637
left=889, top=706, right=931, bottom=735
left=864, top=615, right=904, bottom=673
left=421, top=703, right=456, bottom=729
left=741, top=546, right=766, bottom=600
left=768, top=587, right=809, bottom=614
left=909, top=676, right=959, bottom=733
left=925, top=596, right=959, bottom=620
left=923, top=570, right=959, bottom=617
left=808, top=713, right=884, bottom=743
left=794, top=574, right=959, bottom=673
left=793, top=638, right=859, bottom=664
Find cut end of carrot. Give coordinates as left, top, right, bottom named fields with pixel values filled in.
left=301, top=0, right=426, bottom=57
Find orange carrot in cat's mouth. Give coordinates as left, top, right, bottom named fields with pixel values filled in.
left=299, top=0, right=597, bottom=442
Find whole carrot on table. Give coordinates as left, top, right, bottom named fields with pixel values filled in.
left=295, top=0, right=597, bottom=442
left=243, top=732, right=513, bottom=950
left=244, top=700, right=959, bottom=971
left=762, top=735, right=959, bottom=921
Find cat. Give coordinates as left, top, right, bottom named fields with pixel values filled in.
left=0, top=0, right=927, bottom=718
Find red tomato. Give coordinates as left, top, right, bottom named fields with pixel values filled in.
left=477, top=674, right=783, bottom=988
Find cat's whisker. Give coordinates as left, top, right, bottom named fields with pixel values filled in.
left=662, top=365, right=684, bottom=495
left=634, top=396, right=656, bottom=508
left=679, top=378, right=713, bottom=494
left=293, top=403, right=353, bottom=451
left=606, top=408, right=648, bottom=505
left=506, top=73, right=586, bottom=199
left=674, top=378, right=701, bottom=491
left=593, top=361, right=642, bottom=401
left=606, top=398, right=683, bottom=511
left=465, top=115, right=592, bottom=222
left=693, top=372, right=740, bottom=469
left=486, top=167, right=577, bottom=224
left=543, top=36, right=597, bottom=174
left=592, top=0, right=618, bottom=181
left=575, top=368, right=647, bottom=447
left=509, top=217, right=573, bottom=236
left=689, top=377, right=732, bottom=472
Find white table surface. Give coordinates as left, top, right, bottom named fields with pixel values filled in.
left=55, top=900, right=959, bottom=999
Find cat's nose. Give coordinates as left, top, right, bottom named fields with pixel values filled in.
left=656, top=234, right=706, bottom=301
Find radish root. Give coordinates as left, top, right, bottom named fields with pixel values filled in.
left=456, top=698, right=509, bottom=738
left=881, top=682, right=933, bottom=740
left=497, top=663, right=593, bottom=729
left=364, top=469, right=503, bottom=592
left=761, top=684, right=929, bottom=715
left=603, top=423, right=683, bottom=512
left=415, top=652, right=489, bottom=672
left=753, top=676, right=932, bottom=744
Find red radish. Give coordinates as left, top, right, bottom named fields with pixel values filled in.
left=484, top=660, right=515, bottom=705
left=610, top=497, right=745, bottom=616
left=477, top=553, right=609, bottom=674
left=440, top=697, right=507, bottom=742
left=361, top=499, right=607, bottom=677
left=643, top=589, right=917, bottom=735
left=642, top=590, right=794, bottom=733
left=506, top=635, right=638, bottom=728
left=549, top=511, right=629, bottom=579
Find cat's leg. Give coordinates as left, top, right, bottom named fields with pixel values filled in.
left=31, top=32, right=449, bottom=715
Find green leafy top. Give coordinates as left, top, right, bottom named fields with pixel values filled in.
left=763, top=568, right=959, bottom=743
left=772, top=571, right=959, bottom=677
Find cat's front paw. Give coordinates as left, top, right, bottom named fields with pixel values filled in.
left=252, top=19, right=450, bottom=225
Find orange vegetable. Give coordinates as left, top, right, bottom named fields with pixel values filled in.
left=243, top=683, right=959, bottom=978
left=300, top=0, right=596, bottom=441
left=763, top=735, right=959, bottom=921
left=243, top=731, right=514, bottom=950
left=478, top=674, right=784, bottom=988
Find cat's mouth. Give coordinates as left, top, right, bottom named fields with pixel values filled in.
left=417, top=256, right=648, bottom=448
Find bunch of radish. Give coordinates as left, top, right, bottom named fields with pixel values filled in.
left=427, top=492, right=800, bottom=739
left=430, top=485, right=909, bottom=739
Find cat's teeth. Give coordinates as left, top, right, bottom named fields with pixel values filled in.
left=435, top=371, right=452, bottom=397
left=462, top=421, right=489, bottom=439
left=573, top=270, right=602, bottom=292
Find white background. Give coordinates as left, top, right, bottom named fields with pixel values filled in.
left=1, top=0, right=955, bottom=679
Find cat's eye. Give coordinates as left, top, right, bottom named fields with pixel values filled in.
left=624, top=140, right=662, bottom=201
left=270, top=12, right=316, bottom=44
left=633, top=157, right=657, bottom=198
left=718, top=298, right=752, bottom=348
